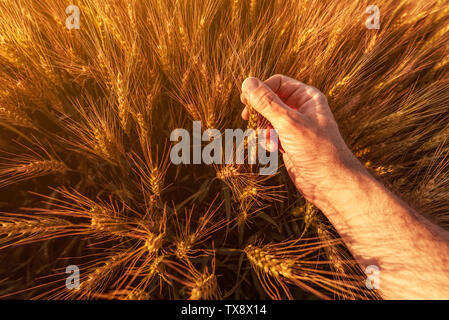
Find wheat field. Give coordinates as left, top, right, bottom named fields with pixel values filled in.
left=0, top=0, right=448, bottom=300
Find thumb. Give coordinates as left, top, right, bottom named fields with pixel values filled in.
left=241, top=77, right=291, bottom=128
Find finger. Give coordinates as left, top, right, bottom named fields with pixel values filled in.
left=241, top=107, right=249, bottom=120
left=264, top=74, right=308, bottom=96
left=241, top=77, right=292, bottom=128
left=264, top=74, right=319, bottom=110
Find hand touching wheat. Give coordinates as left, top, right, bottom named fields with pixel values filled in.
left=241, top=75, right=449, bottom=300
left=241, top=74, right=361, bottom=209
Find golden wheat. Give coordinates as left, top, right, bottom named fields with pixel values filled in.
left=0, top=0, right=447, bottom=300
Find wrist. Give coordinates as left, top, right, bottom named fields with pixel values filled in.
left=313, top=155, right=377, bottom=218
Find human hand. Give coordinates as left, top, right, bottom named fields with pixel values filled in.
left=242, top=76, right=449, bottom=301
left=241, top=75, right=366, bottom=210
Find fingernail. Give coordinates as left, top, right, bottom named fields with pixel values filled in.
left=242, top=77, right=261, bottom=93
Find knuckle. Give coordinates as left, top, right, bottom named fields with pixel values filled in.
left=317, top=92, right=328, bottom=104
left=308, top=86, right=328, bottom=103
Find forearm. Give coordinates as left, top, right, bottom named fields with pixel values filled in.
left=311, top=160, right=449, bottom=299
